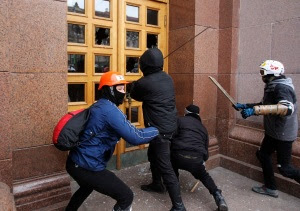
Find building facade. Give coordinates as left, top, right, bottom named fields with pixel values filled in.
left=0, top=0, right=299, bottom=210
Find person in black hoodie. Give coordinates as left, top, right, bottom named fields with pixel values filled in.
left=171, top=104, right=228, bottom=211
left=130, top=48, right=186, bottom=211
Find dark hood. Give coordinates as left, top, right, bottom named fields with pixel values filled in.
left=139, top=48, right=163, bottom=76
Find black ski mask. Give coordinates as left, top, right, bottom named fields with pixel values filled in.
left=98, top=85, right=126, bottom=106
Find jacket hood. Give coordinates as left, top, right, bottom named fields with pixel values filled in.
left=267, top=77, right=295, bottom=90
left=139, top=48, right=163, bottom=76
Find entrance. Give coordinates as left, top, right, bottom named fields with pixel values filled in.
left=67, top=0, right=169, bottom=167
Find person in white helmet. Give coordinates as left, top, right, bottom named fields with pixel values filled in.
left=235, top=60, right=300, bottom=198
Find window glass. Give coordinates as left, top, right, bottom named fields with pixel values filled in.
left=94, top=83, right=101, bottom=101
left=68, top=23, right=85, bottom=43
left=95, top=55, right=110, bottom=73
left=147, top=34, right=158, bottom=48
left=126, top=5, right=139, bottom=22
left=126, top=31, right=139, bottom=48
left=68, top=84, right=85, bottom=102
left=95, top=27, right=110, bottom=46
left=68, top=0, right=85, bottom=14
left=126, top=57, right=139, bottom=73
left=126, top=107, right=139, bottom=123
left=68, top=54, right=85, bottom=73
left=147, top=9, right=158, bottom=25
left=95, top=0, right=110, bottom=18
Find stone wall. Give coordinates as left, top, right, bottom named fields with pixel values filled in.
left=0, top=0, right=71, bottom=210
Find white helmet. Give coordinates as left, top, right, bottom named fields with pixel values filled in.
left=259, top=60, right=284, bottom=77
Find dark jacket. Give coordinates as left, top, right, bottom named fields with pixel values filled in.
left=130, top=48, right=177, bottom=134
left=69, top=99, right=158, bottom=171
left=263, top=77, right=298, bottom=141
left=171, top=114, right=209, bottom=161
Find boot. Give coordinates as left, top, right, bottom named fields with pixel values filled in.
left=213, top=190, right=228, bottom=211
left=141, top=182, right=166, bottom=193
left=112, top=204, right=132, bottom=211
left=169, top=202, right=186, bottom=211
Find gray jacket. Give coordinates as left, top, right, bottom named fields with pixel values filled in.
left=263, top=77, right=298, bottom=141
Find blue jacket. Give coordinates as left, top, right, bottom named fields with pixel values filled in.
left=69, top=98, right=159, bottom=171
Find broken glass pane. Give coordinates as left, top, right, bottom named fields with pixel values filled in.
left=95, top=27, right=110, bottom=46
left=126, top=5, right=139, bottom=22
left=68, top=23, right=85, bottom=43
left=147, top=34, right=158, bottom=48
left=68, top=84, right=85, bottom=102
left=126, top=57, right=139, bottom=73
left=95, top=0, right=110, bottom=18
left=68, top=54, right=85, bottom=73
left=95, top=55, right=110, bottom=73
left=126, top=31, right=139, bottom=48
left=68, top=0, right=85, bottom=14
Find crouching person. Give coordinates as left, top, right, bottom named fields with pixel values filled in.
left=65, top=72, right=159, bottom=211
left=171, top=104, right=228, bottom=211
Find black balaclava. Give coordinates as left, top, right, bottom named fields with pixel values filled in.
left=185, top=104, right=201, bottom=121
left=139, top=48, right=164, bottom=76
left=99, top=85, right=125, bottom=106
left=262, top=74, right=285, bottom=84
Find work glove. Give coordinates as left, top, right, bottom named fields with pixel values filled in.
left=233, top=103, right=249, bottom=111
left=241, top=108, right=255, bottom=119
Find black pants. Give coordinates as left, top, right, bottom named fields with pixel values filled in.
left=257, top=134, right=300, bottom=190
left=65, top=157, right=133, bottom=210
left=171, top=152, right=218, bottom=195
left=148, top=135, right=183, bottom=205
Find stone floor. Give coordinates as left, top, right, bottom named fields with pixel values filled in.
left=70, top=163, right=300, bottom=211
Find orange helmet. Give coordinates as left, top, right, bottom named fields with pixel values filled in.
left=98, top=71, right=129, bottom=90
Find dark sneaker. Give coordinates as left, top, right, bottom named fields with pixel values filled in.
left=169, top=202, right=186, bottom=211
left=141, top=183, right=166, bottom=193
left=252, top=185, right=278, bottom=198
left=213, top=190, right=228, bottom=211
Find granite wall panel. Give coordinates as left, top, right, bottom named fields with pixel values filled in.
left=238, top=25, right=272, bottom=74
left=195, top=0, right=219, bottom=28
left=219, top=0, right=233, bottom=29
left=12, top=146, right=68, bottom=180
left=218, top=28, right=232, bottom=74
left=0, top=159, right=12, bottom=188
left=0, top=73, right=12, bottom=160
left=10, top=73, right=67, bottom=148
left=168, top=26, right=195, bottom=74
left=9, top=0, right=67, bottom=73
left=194, top=26, right=219, bottom=74
left=0, top=0, right=9, bottom=73
left=171, top=73, right=194, bottom=116
left=272, top=18, right=300, bottom=74
left=194, top=74, right=217, bottom=120
left=169, top=0, right=195, bottom=30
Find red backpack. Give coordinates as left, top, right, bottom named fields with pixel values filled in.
left=52, top=108, right=91, bottom=151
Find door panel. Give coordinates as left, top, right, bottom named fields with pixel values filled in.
left=67, top=0, right=168, bottom=154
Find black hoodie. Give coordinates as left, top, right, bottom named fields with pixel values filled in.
left=130, top=48, right=177, bottom=134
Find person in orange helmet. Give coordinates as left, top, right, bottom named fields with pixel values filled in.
left=66, top=71, right=159, bottom=211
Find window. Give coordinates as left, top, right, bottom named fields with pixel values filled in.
left=95, top=27, right=110, bottom=46
left=95, top=0, right=110, bottom=18
left=68, top=0, right=85, bottom=14
left=147, top=9, right=158, bottom=25
left=68, top=84, right=85, bottom=102
left=68, top=54, right=85, bottom=73
left=126, top=31, right=139, bottom=48
left=68, top=23, right=85, bottom=44
left=147, top=33, right=158, bottom=48
left=126, top=57, right=139, bottom=74
left=95, top=55, right=110, bottom=73
left=126, top=5, right=139, bottom=22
